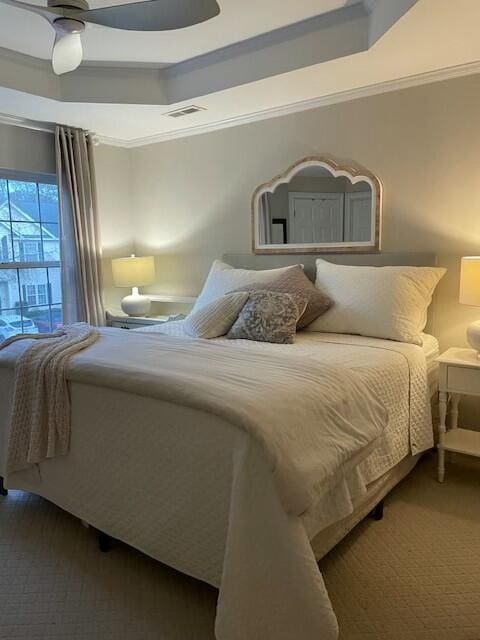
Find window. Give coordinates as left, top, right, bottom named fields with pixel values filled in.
left=0, top=171, right=62, bottom=340
left=19, top=241, right=42, bottom=262
left=21, top=283, right=48, bottom=306
left=38, top=283, right=48, bottom=305
left=1, top=237, right=8, bottom=262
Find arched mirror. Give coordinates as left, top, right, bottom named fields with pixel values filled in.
left=252, top=156, right=382, bottom=254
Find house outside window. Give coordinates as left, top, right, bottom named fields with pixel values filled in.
left=19, top=241, right=42, bottom=263
left=22, top=284, right=48, bottom=306
left=0, top=171, right=62, bottom=341
left=24, top=285, right=37, bottom=306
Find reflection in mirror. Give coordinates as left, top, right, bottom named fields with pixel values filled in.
left=253, top=157, right=381, bottom=254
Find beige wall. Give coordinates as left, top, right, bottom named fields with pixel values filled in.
left=95, top=72, right=479, bottom=401
left=117, top=73, right=480, bottom=362
left=0, top=123, right=56, bottom=175
left=94, top=144, right=135, bottom=310
left=288, top=176, right=368, bottom=193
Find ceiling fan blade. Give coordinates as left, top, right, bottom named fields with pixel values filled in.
left=79, top=0, right=220, bottom=31
left=52, top=32, right=83, bottom=75
left=0, top=0, right=62, bottom=22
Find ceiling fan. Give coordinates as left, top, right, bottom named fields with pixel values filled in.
left=0, top=0, right=221, bottom=75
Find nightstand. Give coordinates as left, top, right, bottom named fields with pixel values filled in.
left=106, top=310, right=171, bottom=330
left=436, top=347, right=480, bottom=482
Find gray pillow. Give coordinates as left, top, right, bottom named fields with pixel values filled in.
left=227, top=291, right=308, bottom=344
left=184, top=292, right=249, bottom=338
left=229, top=265, right=332, bottom=329
left=192, top=259, right=302, bottom=313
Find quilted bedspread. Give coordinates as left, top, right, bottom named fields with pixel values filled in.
left=78, top=330, right=388, bottom=515
left=0, top=327, right=434, bottom=640
left=141, top=321, right=435, bottom=485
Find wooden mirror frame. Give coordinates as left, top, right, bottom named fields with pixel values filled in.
left=252, top=156, right=382, bottom=254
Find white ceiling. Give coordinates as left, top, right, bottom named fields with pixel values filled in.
left=0, top=0, right=479, bottom=145
left=0, top=0, right=361, bottom=63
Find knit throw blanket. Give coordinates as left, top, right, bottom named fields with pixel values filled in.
left=0, top=323, right=98, bottom=474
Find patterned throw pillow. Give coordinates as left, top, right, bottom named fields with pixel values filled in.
left=227, top=291, right=308, bottom=344
left=229, top=265, right=332, bottom=329
left=184, top=292, right=249, bottom=338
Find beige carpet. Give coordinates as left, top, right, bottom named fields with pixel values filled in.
left=0, top=452, right=479, bottom=640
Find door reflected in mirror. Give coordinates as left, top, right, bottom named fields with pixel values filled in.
left=253, top=157, right=381, bottom=254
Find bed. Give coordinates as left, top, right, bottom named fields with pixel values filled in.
left=136, top=322, right=439, bottom=558
left=0, top=252, right=441, bottom=640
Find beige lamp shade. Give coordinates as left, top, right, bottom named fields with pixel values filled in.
left=112, top=255, right=155, bottom=288
left=459, top=257, right=480, bottom=306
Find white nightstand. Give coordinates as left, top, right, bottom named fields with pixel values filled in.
left=436, top=347, right=480, bottom=482
left=106, top=310, right=171, bottom=330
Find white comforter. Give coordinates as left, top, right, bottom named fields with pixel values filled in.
left=0, top=326, right=434, bottom=640
left=140, top=321, right=434, bottom=483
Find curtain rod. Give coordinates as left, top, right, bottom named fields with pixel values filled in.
left=0, top=113, right=99, bottom=144
left=0, top=112, right=55, bottom=134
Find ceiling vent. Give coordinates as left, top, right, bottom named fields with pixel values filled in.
left=165, top=105, right=205, bottom=119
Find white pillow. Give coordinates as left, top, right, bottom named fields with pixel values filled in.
left=184, top=292, right=249, bottom=339
left=307, top=258, right=446, bottom=345
left=192, top=259, right=301, bottom=312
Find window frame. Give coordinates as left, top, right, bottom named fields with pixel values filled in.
left=0, top=168, right=61, bottom=334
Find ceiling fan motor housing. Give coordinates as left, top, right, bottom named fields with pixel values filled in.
left=48, top=0, right=89, bottom=11
left=53, top=17, right=85, bottom=34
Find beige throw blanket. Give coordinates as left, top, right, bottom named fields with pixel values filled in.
left=1, top=323, right=98, bottom=474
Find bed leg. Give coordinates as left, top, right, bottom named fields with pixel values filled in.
left=0, top=476, right=7, bottom=496
left=370, top=501, right=384, bottom=521
left=98, top=531, right=112, bottom=553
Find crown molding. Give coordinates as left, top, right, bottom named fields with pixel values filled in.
left=96, top=60, right=480, bottom=149
left=3, top=59, right=480, bottom=148
left=0, top=112, right=54, bottom=134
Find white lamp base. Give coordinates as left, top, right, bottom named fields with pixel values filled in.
left=121, top=287, right=151, bottom=317
left=466, top=320, right=480, bottom=354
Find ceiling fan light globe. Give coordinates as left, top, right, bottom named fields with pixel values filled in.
left=52, top=32, right=83, bottom=75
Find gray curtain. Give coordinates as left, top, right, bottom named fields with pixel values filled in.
left=258, top=193, right=272, bottom=244
left=55, top=126, right=105, bottom=326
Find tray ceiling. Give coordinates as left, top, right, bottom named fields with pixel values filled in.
left=0, top=0, right=479, bottom=145
left=0, top=0, right=363, bottom=64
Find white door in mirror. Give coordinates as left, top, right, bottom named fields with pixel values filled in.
left=344, top=192, right=372, bottom=242
left=289, top=193, right=344, bottom=243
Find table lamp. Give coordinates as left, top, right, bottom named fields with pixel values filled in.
left=459, top=256, right=480, bottom=353
left=112, top=254, right=155, bottom=316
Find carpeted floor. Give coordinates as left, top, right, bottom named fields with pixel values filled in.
left=0, top=452, right=479, bottom=640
